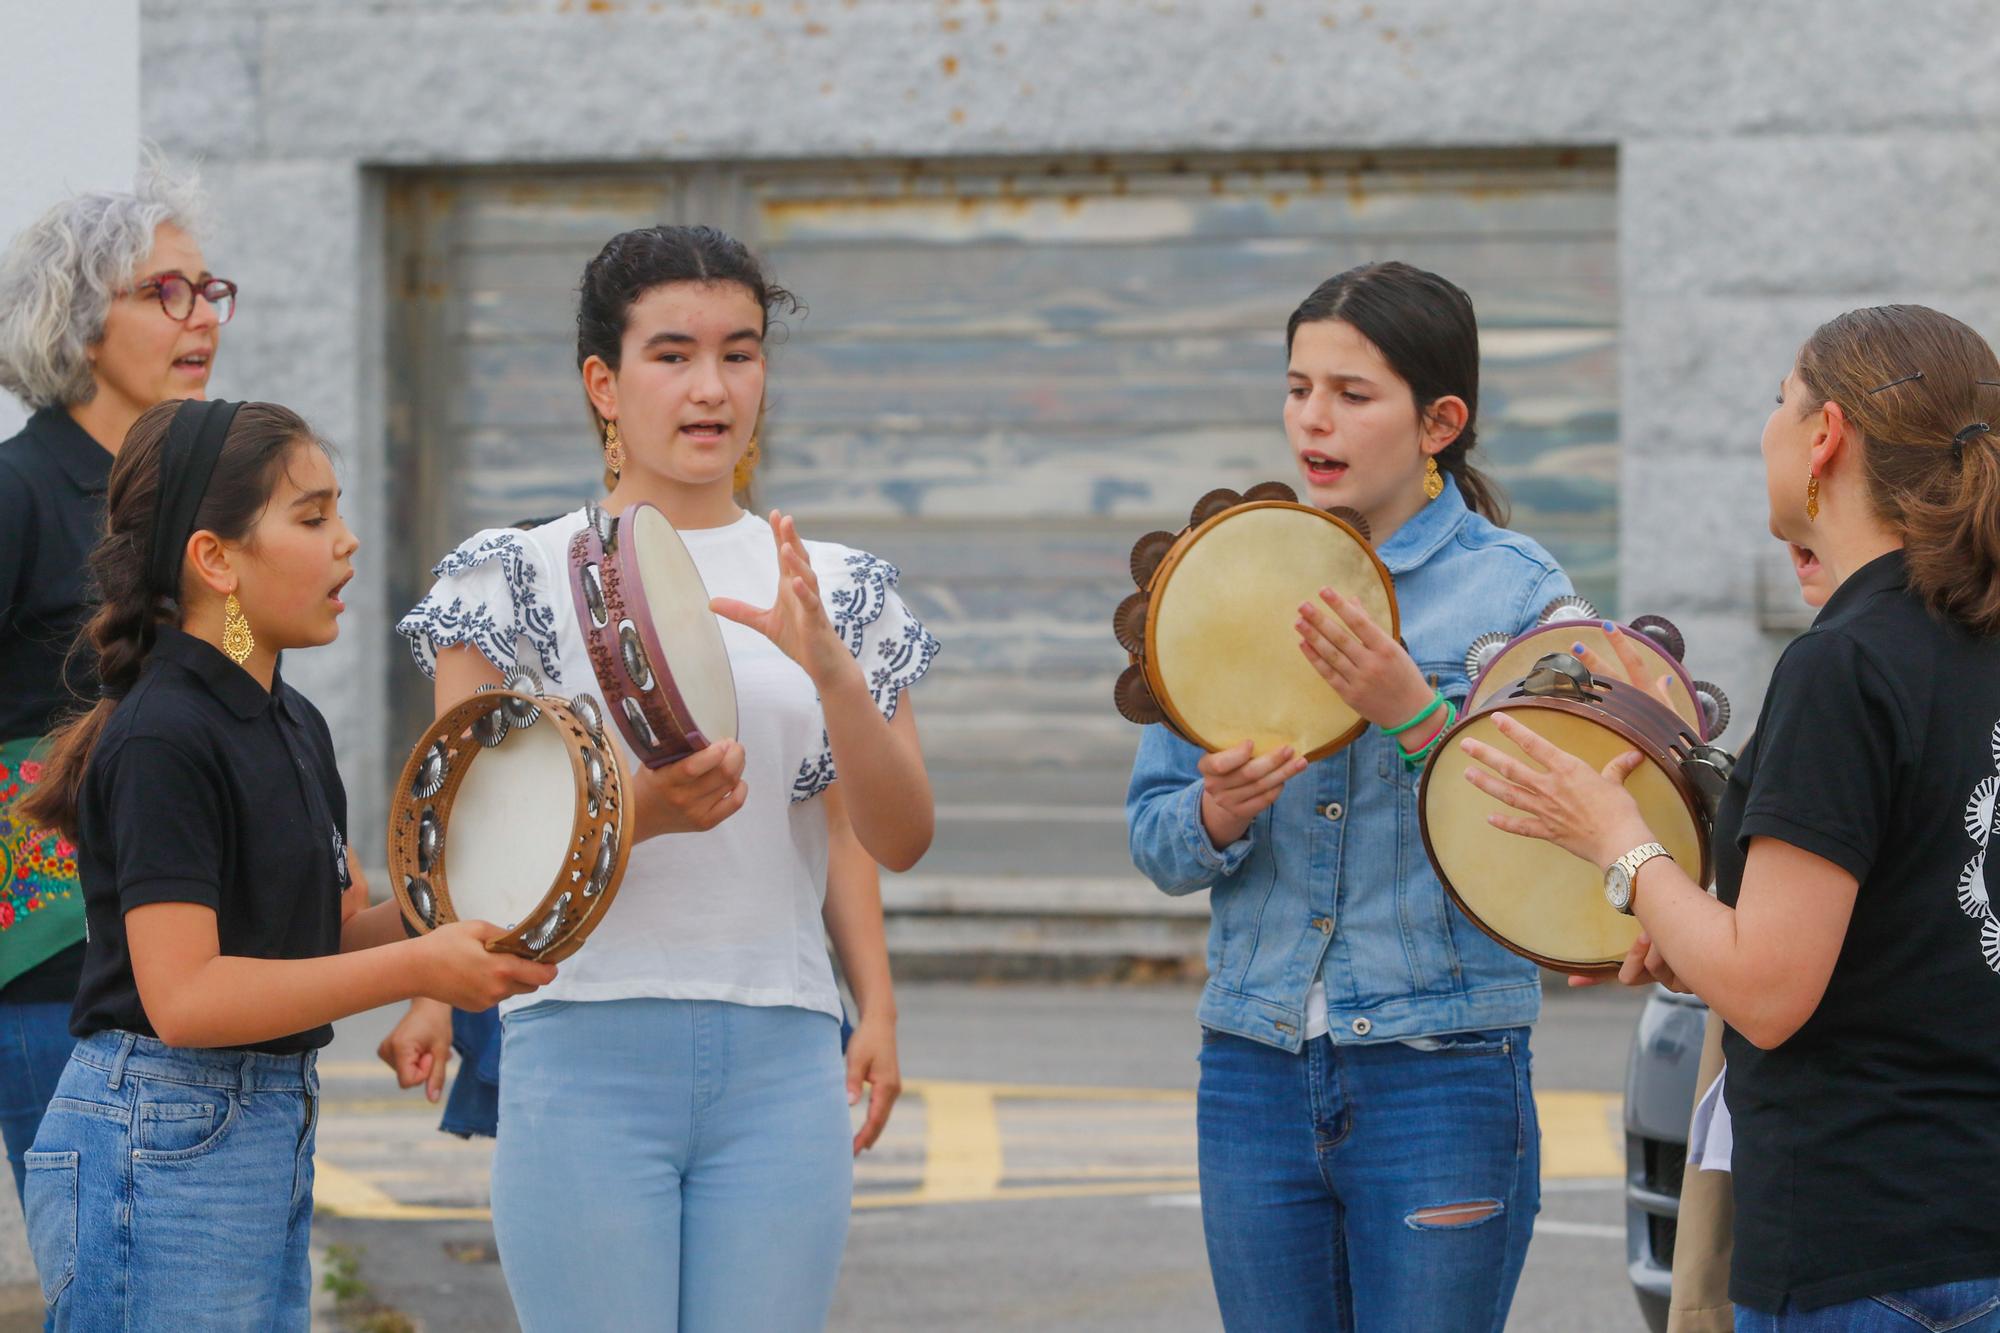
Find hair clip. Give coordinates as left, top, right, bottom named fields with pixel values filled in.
left=1866, top=371, right=1925, bottom=394
left=1951, top=421, right=1992, bottom=463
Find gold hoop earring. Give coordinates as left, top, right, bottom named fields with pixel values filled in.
left=1423, top=455, right=1445, bottom=501
left=222, top=593, right=254, bottom=666
left=603, top=421, right=624, bottom=481
left=1806, top=471, right=1820, bottom=522
left=733, top=437, right=761, bottom=493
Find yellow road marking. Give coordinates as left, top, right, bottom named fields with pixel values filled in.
left=913, top=1082, right=1004, bottom=1202
left=310, top=1079, right=1626, bottom=1221
left=1538, top=1090, right=1625, bottom=1180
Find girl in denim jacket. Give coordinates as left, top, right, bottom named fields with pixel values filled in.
left=1126, top=262, right=1575, bottom=1332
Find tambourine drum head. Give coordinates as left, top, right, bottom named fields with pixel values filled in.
left=1470, top=624, right=1704, bottom=735
left=1423, top=706, right=1703, bottom=971
left=630, top=506, right=737, bottom=743
left=443, top=717, right=575, bottom=931
left=1150, top=506, right=1391, bottom=757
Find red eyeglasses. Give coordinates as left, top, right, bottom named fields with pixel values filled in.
left=123, top=271, right=238, bottom=324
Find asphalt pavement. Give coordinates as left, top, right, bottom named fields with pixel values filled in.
left=306, top=979, right=1649, bottom=1332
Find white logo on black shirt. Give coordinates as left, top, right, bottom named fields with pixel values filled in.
left=1958, top=720, right=2000, bottom=972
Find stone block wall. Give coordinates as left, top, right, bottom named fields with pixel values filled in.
left=138, top=0, right=2000, bottom=855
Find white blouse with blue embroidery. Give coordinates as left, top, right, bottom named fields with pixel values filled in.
left=395, top=507, right=938, bottom=1017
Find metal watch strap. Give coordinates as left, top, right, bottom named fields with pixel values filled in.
left=1616, top=842, right=1671, bottom=882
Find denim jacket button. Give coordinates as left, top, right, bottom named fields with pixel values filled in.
left=1320, top=802, right=1344, bottom=822
left=1311, top=916, right=1332, bottom=935
left=1350, top=1017, right=1373, bottom=1036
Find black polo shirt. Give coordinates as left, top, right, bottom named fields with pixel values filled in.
left=72, top=626, right=349, bottom=1054
left=0, top=407, right=111, bottom=1002
left=1714, top=550, right=2000, bottom=1311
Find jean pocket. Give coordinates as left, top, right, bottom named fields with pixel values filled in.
left=1420, top=1029, right=1514, bottom=1056
left=23, top=1150, right=77, bottom=1305
left=131, top=1090, right=238, bottom=1161
left=1871, top=1277, right=2000, bottom=1330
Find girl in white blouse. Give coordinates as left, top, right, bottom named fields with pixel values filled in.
left=395, top=225, right=937, bottom=1332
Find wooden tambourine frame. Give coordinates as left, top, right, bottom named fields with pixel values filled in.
left=388, top=686, right=633, bottom=963
left=569, top=501, right=737, bottom=769
left=1113, top=481, right=1399, bottom=762
left=1418, top=660, right=1723, bottom=976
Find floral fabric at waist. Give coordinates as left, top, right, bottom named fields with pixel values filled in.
left=0, top=736, right=86, bottom=990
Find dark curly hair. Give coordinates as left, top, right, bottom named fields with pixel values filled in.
left=575, top=225, right=800, bottom=489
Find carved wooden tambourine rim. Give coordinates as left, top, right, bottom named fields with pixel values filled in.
left=387, top=688, right=634, bottom=964
left=1112, top=482, right=1397, bottom=762
left=1416, top=670, right=1715, bottom=976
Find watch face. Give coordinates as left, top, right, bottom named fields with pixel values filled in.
left=1605, top=863, right=1632, bottom=910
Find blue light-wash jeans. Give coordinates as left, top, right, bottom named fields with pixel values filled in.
left=0, top=1001, right=76, bottom=1204
left=1197, top=1026, right=1539, bottom=1332
left=23, top=1030, right=319, bottom=1331
left=1736, top=1280, right=2000, bottom=1331
left=491, top=997, right=853, bottom=1333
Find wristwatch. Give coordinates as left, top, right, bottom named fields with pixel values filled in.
left=1604, top=842, right=1671, bottom=915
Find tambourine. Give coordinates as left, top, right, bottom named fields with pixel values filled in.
left=1464, top=597, right=1731, bottom=742
left=569, top=500, right=738, bottom=768
left=1113, top=482, right=1397, bottom=760
left=388, top=670, right=632, bottom=963
left=1419, top=652, right=1736, bottom=976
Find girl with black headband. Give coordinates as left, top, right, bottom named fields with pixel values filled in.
left=14, top=398, right=554, bottom=1331
left=1462, top=306, right=2000, bottom=1331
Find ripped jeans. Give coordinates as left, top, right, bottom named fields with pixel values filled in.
left=1196, top=1026, right=1538, bottom=1332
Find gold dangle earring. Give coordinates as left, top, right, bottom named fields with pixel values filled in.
left=1423, top=455, right=1445, bottom=501
left=1806, top=470, right=1820, bottom=522
left=733, top=437, right=761, bottom=493
left=222, top=593, right=254, bottom=666
left=603, top=420, right=624, bottom=482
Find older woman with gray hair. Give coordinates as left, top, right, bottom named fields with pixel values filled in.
left=0, top=159, right=231, bottom=1209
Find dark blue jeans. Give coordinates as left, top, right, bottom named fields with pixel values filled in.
left=1736, top=1279, right=2000, bottom=1331
left=1196, top=1026, right=1538, bottom=1332
left=0, top=1001, right=75, bottom=1203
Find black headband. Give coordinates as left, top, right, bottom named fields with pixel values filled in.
left=146, top=399, right=241, bottom=600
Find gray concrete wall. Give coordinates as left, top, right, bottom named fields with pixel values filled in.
left=139, top=0, right=2000, bottom=859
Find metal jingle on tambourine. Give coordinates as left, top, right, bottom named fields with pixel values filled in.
left=1463, top=631, right=1512, bottom=684
left=582, top=746, right=606, bottom=814
left=1241, top=480, right=1299, bottom=504
left=571, top=692, right=606, bottom=740
left=590, top=502, right=617, bottom=553
left=1114, top=663, right=1167, bottom=725
left=411, top=740, right=449, bottom=800
left=1679, top=744, right=1736, bottom=819
left=1113, top=591, right=1150, bottom=656
left=1538, top=594, right=1600, bottom=625
left=1189, top=487, right=1242, bottom=528
left=1692, top=680, right=1732, bottom=741
left=581, top=563, right=610, bottom=630
left=1129, top=530, right=1177, bottom=589
left=1325, top=506, right=1373, bottom=544
left=1520, top=652, right=1594, bottom=700
left=621, top=696, right=661, bottom=750
left=416, top=809, right=440, bottom=874
left=502, top=679, right=543, bottom=727
left=585, top=827, right=617, bottom=898
left=404, top=875, right=437, bottom=928
left=1628, top=614, right=1687, bottom=663
left=521, top=892, right=570, bottom=955
left=617, top=622, right=656, bottom=693
left=471, top=705, right=510, bottom=748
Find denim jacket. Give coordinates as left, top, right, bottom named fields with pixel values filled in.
left=1125, top=475, right=1574, bottom=1053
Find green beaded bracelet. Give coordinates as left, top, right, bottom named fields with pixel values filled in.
left=1382, top=690, right=1447, bottom=737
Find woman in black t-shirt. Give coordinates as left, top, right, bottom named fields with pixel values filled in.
left=14, top=399, right=555, bottom=1330
left=1459, top=305, right=2000, bottom=1330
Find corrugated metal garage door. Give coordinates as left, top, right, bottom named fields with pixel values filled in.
left=386, top=150, right=1616, bottom=921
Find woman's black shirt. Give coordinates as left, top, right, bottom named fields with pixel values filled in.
left=72, top=627, right=348, bottom=1055
left=1713, top=550, right=2000, bottom=1310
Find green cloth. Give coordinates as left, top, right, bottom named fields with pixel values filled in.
left=0, top=736, right=87, bottom=990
